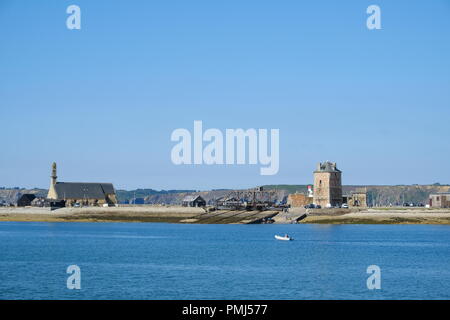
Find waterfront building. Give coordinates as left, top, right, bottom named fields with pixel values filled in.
left=17, top=194, right=36, bottom=207
left=47, top=162, right=117, bottom=207
left=429, top=193, right=450, bottom=208
left=313, top=161, right=343, bottom=208
left=344, top=191, right=368, bottom=208
left=287, top=192, right=313, bottom=207
left=182, top=195, right=206, bottom=207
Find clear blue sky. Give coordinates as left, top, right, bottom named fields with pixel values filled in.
left=1, top=0, right=449, bottom=190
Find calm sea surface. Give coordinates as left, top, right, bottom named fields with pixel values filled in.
left=0, top=222, right=449, bottom=300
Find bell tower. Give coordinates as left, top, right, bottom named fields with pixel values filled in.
left=51, top=162, right=57, bottom=186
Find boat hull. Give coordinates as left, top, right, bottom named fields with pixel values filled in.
left=275, top=235, right=293, bottom=241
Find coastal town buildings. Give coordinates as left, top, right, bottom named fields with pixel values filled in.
left=288, top=162, right=367, bottom=208
left=287, top=193, right=312, bottom=207
left=17, top=194, right=36, bottom=207
left=47, top=162, right=117, bottom=207
left=344, top=190, right=368, bottom=208
left=429, top=193, right=450, bottom=208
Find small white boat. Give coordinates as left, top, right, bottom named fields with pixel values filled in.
left=275, top=235, right=293, bottom=241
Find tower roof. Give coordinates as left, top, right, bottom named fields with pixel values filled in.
left=315, top=161, right=341, bottom=173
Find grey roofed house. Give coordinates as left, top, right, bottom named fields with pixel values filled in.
left=182, top=195, right=202, bottom=202
left=53, top=182, right=115, bottom=200
left=182, top=195, right=206, bottom=207
left=17, top=194, right=36, bottom=207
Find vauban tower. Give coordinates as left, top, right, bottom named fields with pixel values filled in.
left=313, top=161, right=343, bottom=208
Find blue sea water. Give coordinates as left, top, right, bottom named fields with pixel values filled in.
left=0, top=222, right=449, bottom=300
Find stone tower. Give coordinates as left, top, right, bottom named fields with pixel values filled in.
left=47, top=162, right=58, bottom=199
left=51, top=162, right=57, bottom=186
left=313, top=161, right=343, bottom=207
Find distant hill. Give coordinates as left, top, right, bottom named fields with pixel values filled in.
left=357, top=185, right=450, bottom=206
left=0, top=187, right=197, bottom=205
left=115, top=189, right=196, bottom=204
left=2, top=184, right=449, bottom=206
left=265, top=184, right=450, bottom=206
left=132, top=184, right=450, bottom=206
left=262, top=185, right=309, bottom=194
left=0, top=188, right=47, bottom=205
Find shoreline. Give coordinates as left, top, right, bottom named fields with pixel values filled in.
left=302, top=208, right=450, bottom=225
left=1, top=207, right=450, bottom=225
